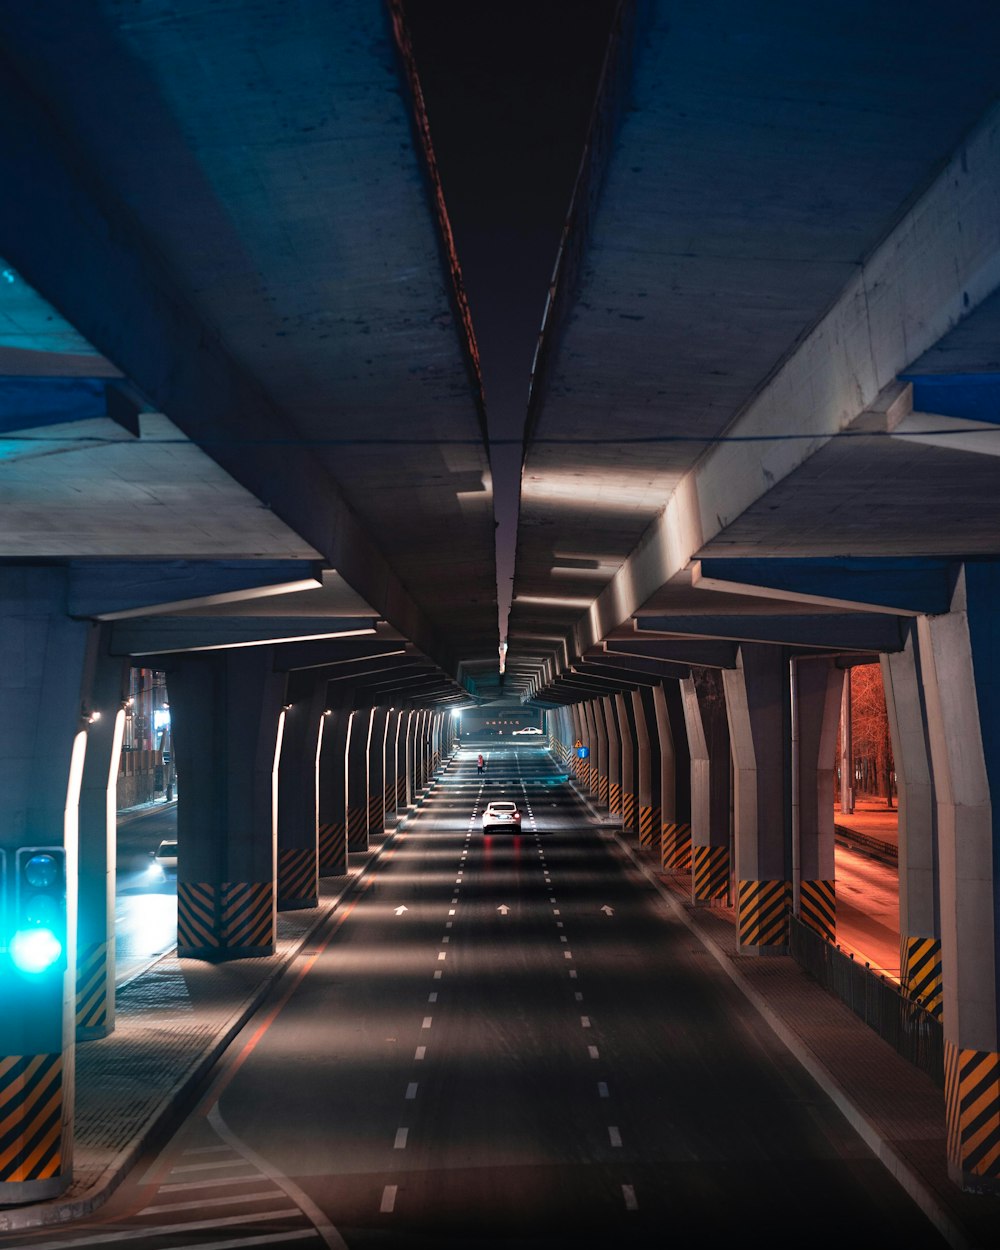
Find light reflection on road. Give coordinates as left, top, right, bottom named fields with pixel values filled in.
left=115, top=891, right=177, bottom=984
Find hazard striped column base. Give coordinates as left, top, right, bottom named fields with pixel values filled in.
left=692, top=844, right=729, bottom=906
left=76, top=939, right=111, bottom=1040
left=661, top=821, right=692, bottom=872
left=320, top=820, right=348, bottom=876
left=383, top=784, right=395, bottom=822
left=278, top=847, right=318, bottom=910
left=737, top=879, right=792, bottom=952
left=609, top=781, right=621, bottom=815
left=598, top=775, right=609, bottom=807
left=178, top=881, right=275, bottom=957
left=367, top=794, right=384, bottom=839
left=347, top=805, right=367, bottom=851
left=798, top=879, right=835, bottom=944
left=945, top=1040, right=1000, bottom=1190
left=638, top=804, right=659, bottom=851
left=901, top=934, right=944, bottom=1020
left=0, top=1053, right=65, bottom=1200
left=621, top=790, right=635, bottom=831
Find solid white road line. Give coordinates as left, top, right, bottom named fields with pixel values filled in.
left=139, top=1189, right=285, bottom=1215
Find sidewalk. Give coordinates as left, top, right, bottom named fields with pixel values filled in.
left=571, top=784, right=1000, bottom=1250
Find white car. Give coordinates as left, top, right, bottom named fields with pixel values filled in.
left=482, top=801, right=522, bottom=832
left=151, top=838, right=178, bottom=877
left=512, top=726, right=544, bottom=735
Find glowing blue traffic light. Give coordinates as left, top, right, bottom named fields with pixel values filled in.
left=10, top=847, right=66, bottom=976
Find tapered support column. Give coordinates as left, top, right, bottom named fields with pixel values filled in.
left=594, top=700, right=610, bottom=809
left=76, top=630, right=128, bottom=1040
left=918, top=565, right=1000, bottom=1191
left=0, top=569, right=93, bottom=1202
left=604, top=696, right=622, bottom=819
left=882, top=626, right=941, bottom=1018
left=617, top=692, right=637, bottom=835
left=385, top=709, right=403, bottom=823
left=681, top=669, right=731, bottom=906
left=581, top=702, right=598, bottom=794
left=794, top=657, right=843, bottom=945
left=367, top=707, right=390, bottom=840
left=277, top=674, right=327, bottom=909
left=169, top=648, right=284, bottom=958
left=724, top=646, right=791, bottom=952
left=346, top=707, right=372, bottom=851
left=657, top=681, right=691, bottom=872
left=632, top=687, right=658, bottom=852
left=318, top=689, right=353, bottom=876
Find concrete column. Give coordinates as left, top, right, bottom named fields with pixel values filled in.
left=794, top=657, right=843, bottom=945
left=918, top=565, right=1000, bottom=1191
left=656, top=681, right=691, bottom=872
left=367, top=706, right=390, bottom=841
left=617, top=691, right=637, bottom=837
left=882, top=626, right=941, bottom=1019
left=594, top=699, right=610, bottom=809
left=76, top=629, right=128, bottom=1042
left=681, top=669, right=731, bottom=906
left=394, top=710, right=408, bottom=815
left=346, top=706, right=372, bottom=852
left=632, top=687, right=658, bottom=853
left=724, top=645, right=791, bottom=954
left=169, top=648, right=284, bottom=957
left=604, top=695, right=622, bottom=819
left=404, top=710, right=417, bottom=808
left=584, top=701, right=600, bottom=796
left=0, top=569, right=95, bottom=1202
left=318, top=687, right=353, bottom=876
left=385, top=709, right=402, bottom=823
left=276, top=673, right=327, bottom=910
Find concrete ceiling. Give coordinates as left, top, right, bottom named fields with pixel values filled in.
left=0, top=1, right=998, bottom=708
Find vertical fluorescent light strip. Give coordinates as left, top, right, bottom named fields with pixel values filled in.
left=272, top=710, right=286, bottom=915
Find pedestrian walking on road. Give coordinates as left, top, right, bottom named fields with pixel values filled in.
left=477, top=753, right=484, bottom=775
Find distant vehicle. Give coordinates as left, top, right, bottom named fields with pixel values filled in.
left=151, top=839, right=178, bottom=877
left=482, top=801, right=521, bottom=832
left=512, top=726, right=544, bottom=735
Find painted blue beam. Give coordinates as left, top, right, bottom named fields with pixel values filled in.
left=0, top=376, right=109, bottom=433
left=901, top=372, right=1000, bottom=426
left=697, top=558, right=956, bottom=615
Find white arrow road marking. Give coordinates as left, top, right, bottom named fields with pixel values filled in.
left=394, top=906, right=408, bottom=916
left=497, top=904, right=510, bottom=915
left=601, top=905, right=614, bottom=916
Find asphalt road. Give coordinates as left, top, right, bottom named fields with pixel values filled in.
left=27, top=745, right=947, bottom=1250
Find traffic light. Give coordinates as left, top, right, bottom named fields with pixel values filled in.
left=10, top=846, right=66, bottom=975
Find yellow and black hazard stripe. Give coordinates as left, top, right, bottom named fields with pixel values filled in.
left=76, top=939, right=109, bottom=1034
left=900, top=935, right=943, bottom=1019
left=609, top=781, right=621, bottom=814
left=0, top=1054, right=62, bottom=1182
left=367, top=792, right=384, bottom=837
left=638, top=804, right=658, bottom=849
left=177, top=882, right=221, bottom=952
left=346, top=805, right=367, bottom=850
left=738, top=879, right=791, bottom=949
left=692, top=844, right=729, bottom=903
left=222, top=881, right=274, bottom=951
left=661, top=821, right=692, bottom=871
left=278, top=847, right=317, bottom=906
left=945, top=1040, right=1000, bottom=1182
left=798, top=879, right=835, bottom=943
left=319, top=820, right=348, bottom=875
left=598, top=773, right=609, bottom=806
left=622, top=790, right=635, bottom=830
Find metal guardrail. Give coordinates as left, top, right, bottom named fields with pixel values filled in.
left=789, top=915, right=943, bottom=1088
left=834, top=823, right=898, bottom=862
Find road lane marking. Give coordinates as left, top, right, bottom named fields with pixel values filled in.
left=415, top=1045, right=427, bottom=1059
left=422, top=1016, right=433, bottom=1028
left=428, top=992, right=438, bottom=1002
left=139, top=1189, right=285, bottom=1215
left=569, top=969, right=578, bottom=978
left=405, top=1083, right=418, bottom=1100
left=437, top=952, right=447, bottom=960
left=381, top=1185, right=398, bottom=1212
left=598, top=1081, right=609, bottom=1097
left=588, top=1045, right=599, bottom=1058
left=622, top=1184, right=638, bottom=1210
left=556, top=922, right=564, bottom=928
left=442, top=935, right=450, bottom=943
left=445, top=921, right=453, bottom=928
left=581, top=1016, right=591, bottom=1028
left=433, top=969, right=442, bottom=979
left=609, top=1126, right=622, bottom=1147
left=564, top=951, right=573, bottom=959
left=553, top=909, right=560, bottom=915
left=560, top=936, right=568, bottom=943
left=394, top=1128, right=408, bottom=1149
left=574, top=992, right=583, bottom=1001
